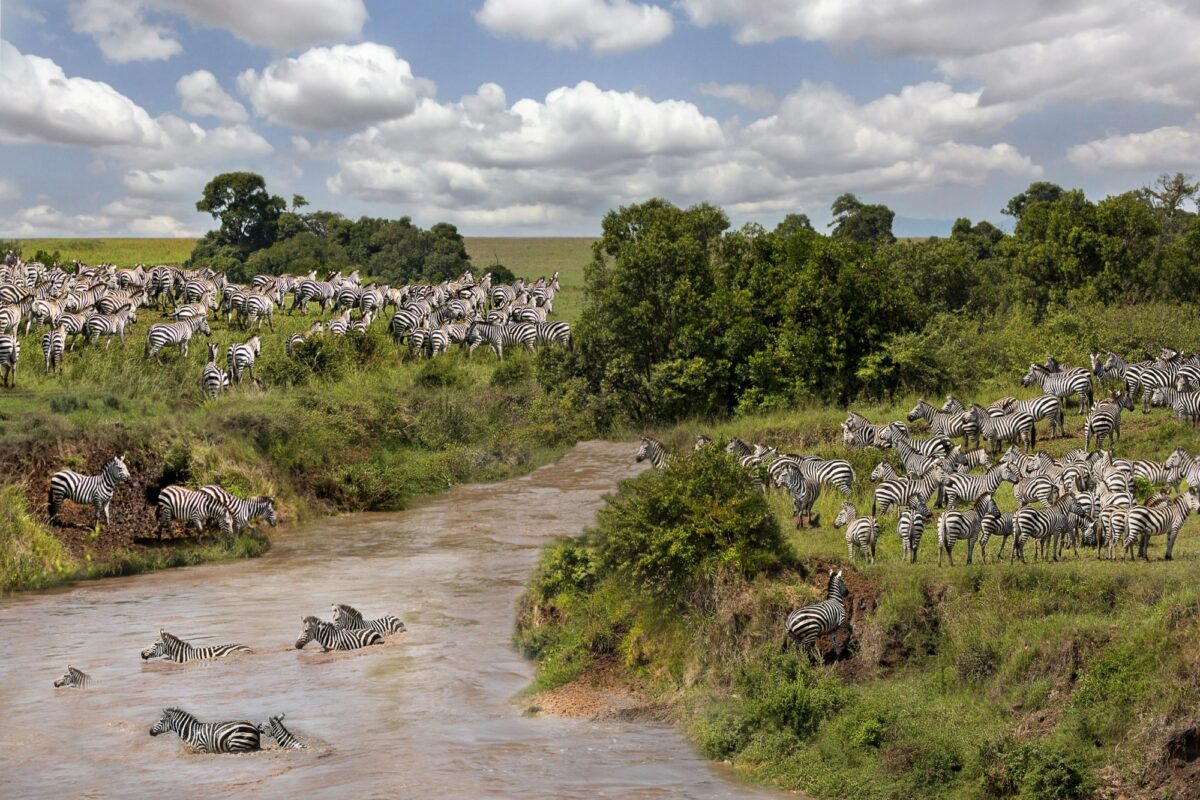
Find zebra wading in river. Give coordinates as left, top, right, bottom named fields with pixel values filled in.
left=784, top=570, right=852, bottom=662
left=635, top=436, right=669, bottom=468
left=48, top=454, right=131, bottom=526
left=140, top=629, right=251, bottom=662
left=295, top=616, right=383, bottom=651
left=149, top=708, right=260, bottom=753
left=258, top=714, right=305, bottom=749
left=331, top=603, right=407, bottom=635
left=53, top=665, right=91, bottom=688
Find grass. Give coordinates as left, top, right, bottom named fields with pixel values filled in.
left=14, top=238, right=197, bottom=266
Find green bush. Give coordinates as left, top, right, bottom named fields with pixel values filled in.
left=491, top=356, right=533, bottom=388
left=980, top=735, right=1094, bottom=800
left=696, top=705, right=757, bottom=760
left=733, top=648, right=849, bottom=738
left=415, top=357, right=465, bottom=389
left=529, top=538, right=599, bottom=602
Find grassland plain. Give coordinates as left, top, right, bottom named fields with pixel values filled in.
left=0, top=236, right=597, bottom=593
left=517, top=395, right=1200, bottom=800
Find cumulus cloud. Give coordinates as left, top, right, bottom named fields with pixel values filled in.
left=476, top=0, right=672, bottom=53
left=71, top=0, right=368, bottom=59
left=177, top=70, right=247, bottom=123
left=0, top=199, right=204, bottom=238
left=698, top=82, right=777, bottom=112
left=237, top=43, right=435, bottom=131
left=0, top=180, right=21, bottom=204
left=1068, top=119, right=1200, bottom=170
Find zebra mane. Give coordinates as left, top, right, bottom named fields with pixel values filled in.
left=159, top=629, right=186, bottom=647
left=334, top=603, right=364, bottom=622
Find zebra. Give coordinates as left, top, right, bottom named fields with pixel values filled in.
left=989, top=395, right=1065, bottom=438
left=41, top=325, right=65, bottom=373
left=783, top=570, right=852, bottom=663
left=510, top=305, right=548, bottom=324
left=83, top=304, right=137, bottom=348
left=226, top=335, right=261, bottom=385
left=910, top=398, right=980, bottom=447
left=941, top=463, right=1014, bottom=510
left=694, top=434, right=712, bottom=451
left=1084, top=390, right=1134, bottom=450
left=899, top=502, right=933, bottom=563
left=533, top=321, right=572, bottom=349
left=201, top=342, right=230, bottom=399
left=780, top=470, right=820, bottom=528
left=872, top=470, right=942, bottom=516
left=155, top=485, right=234, bottom=540
left=969, top=405, right=1036, bottom=455
left=149, top=708, right=260, bottom=754
left=869, top=461, right=900, bottom=483
left=1147, top=384, right=1194, bottom=411
left=1022, top=363, right=1093, bottom=415
left=835, top=502, right=880, bottom=564
left=769, top=454, right=855, bottom=498
left=294, top=616, right=383, bottom=651
left=944, top=445, right=991, bottom=474
left=197, top=486, right=277, bottom=534
left=54, top=665, right=91, bottom=689
left=239, top=292, right=275, bottom=330
left=878, top=424, right=953, bottom=458
left=144, top=316, right=211, bottom=363
left=332, top=603, right=407, bottom=635
left=842, top=412, right=907, bottom=448
left=635, top=436, right=669, bottom=469
left=0, top=334, right=18, bottom=387
left=287, top=321, right=324, bottom=356
left=1165, top=447, right=1200, bottom=488
left=326, top=309, right=353, bottom=336
left=1011, top=494, right=1089, bottom=563
left=465, top=321, right=536, bottom=359
left=289, top=278, right=337, bottom=315
left=1012, top=473, right=1059, bottom=507
left=48, top=455, right=131, bottom=526
left=1151, top=387, right=1200, bottom=428
left=881, top=434, right=944, bottom=477
left=258, top=714, right=305, bottom=749
left=1124, top=489, right=1199, bottom=561
left=140, top=629, right=251, bottom=662
left=937, top=493, right=1000, bottom=566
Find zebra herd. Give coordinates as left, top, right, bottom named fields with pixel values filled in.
left=0, top=252, right=571, bottom=399
left=54, top=602, right=405, bottom=754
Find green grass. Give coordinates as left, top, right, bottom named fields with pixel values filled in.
left=15, top=238, right=197, bottom=266
left=465, top=237, right=595, bottom=323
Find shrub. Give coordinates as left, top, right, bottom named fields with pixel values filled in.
left=733, top=648, right=849, bottom=739
left=491, top=357, right=532, bottom=388
left=415, top=357, right=465, bottom=389
left=529, top=538, right=599, bottom=602
left=696, top=705, right=757, bottom=760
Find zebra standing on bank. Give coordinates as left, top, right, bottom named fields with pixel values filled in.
left=979, top=509, right=1016, bottom=563
left=0, top=333, right=18, bottom=387
left=201, top=342, right=230, bottom=400
left=1124, top=489, right=1200, bottom=561
left=1084, top=391, right=1134, bottom=450
left=294, top=616, right=383, bottom=651
left=784, top=570, right=852, bottom=662
left=197, top=485, right=277, bottom=533
left=155, top=485, right=234, bottom=539
left=149, top=708, right=260, bottom=754
left=532, top=321, right=572, bottom=350
left=989, top=395, right=1066, bottom=439
left=937, top=493, right=1001, bottom=566
left=226, top=335, right=261, bottom=385
left=144, top=316, right=211, bottom=364
left=239, top=291, right=275, bottom=330
left=53, top=665, right=91, bottom=688
left=332, top=603, right=407, bottom=635
left=835, top=502, right=880, bottom=564
left=769, top=454, right=856, bottom=498
left=140, top=629, right=251, bottom=662
left=48, top=454, right=131, bottom=526
left=1022, top=363, right=1093, bottom=415
left=899, top=502, right=933, bottom=563
left=1011, top=494, right=1089, bottom=563
left=41, top=325, right=66, bottom=373
left=780, top=469, right=820, bottom=528
left=872, top=470, right=942, bottom=516
left=944, top=445, right=991, bottom=474
left=287, top=321, right=324, bottom=356
left=941, top=463, right=1015, bottom=510
left=635, top=436, right=669, bottom=469
left=258, top=714, right=305, bottom=749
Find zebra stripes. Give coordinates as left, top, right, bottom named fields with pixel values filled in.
left=835, top=503, right=880, bottom=564
left=872, top=470, right=941, bottom=516
left=466, top=321, right=536, bottom=359
left=1151, top=387, right=1200, bottom=427
left=197, top=485, right=277, bottom=533
left=969, top=404, right=1036, bottom=454
left=635, top=436, right=669, bottom=469
left=145, top=316, right=211, bottom=363
left=54, top=665, right=91, bottom=688
left=294, top=616, right=383, bottom=651
left=910, top=398, right=980, bottom=447
left=149, top=707, right=260, bottom=754
left=258, top=714, right=305, bottom=749
left=1124, top=490, right=1199, bottom=561
left=941, top=463, right=1014, bottom=510
left=332, top=603, right=407, bottom=635
left=201, top=342, right=230, bottom=399
left=1011, top=494, right=1089, bottom=563
left=48, top=455, right=131, bottom=526
left=784, top=570, right=852, bottom=662
left=227, top=335, right=261, bottom=385
left=140, top=629, right=251, bottom=662
left=1022, top=363, right=1093, bottom=414
left=0, top=333, right=17, bottom=387
left=937, top=494, right=1000, bottom=566
left=155, top=485, right=234, bottom=539
left=1084, top=391, right=1133, bottom=450
left=42, top=326, right=65, bottom=373
left=898, top=502, right=932, bottom=563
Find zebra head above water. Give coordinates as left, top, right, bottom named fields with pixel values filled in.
left=295, top=616, right=323, bottom=649
left=141, top=638, right=166, bottom=660
left=258, top=713, right=305, bottom=749
left=149, top=707, right=181, bottom=736
left=53, top=665, right=90, bottom=688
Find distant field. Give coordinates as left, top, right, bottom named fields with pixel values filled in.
left=14, top=238, right=197, bottom=266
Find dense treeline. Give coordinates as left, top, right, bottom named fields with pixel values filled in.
left=545, top=176, right=1200, bottom=423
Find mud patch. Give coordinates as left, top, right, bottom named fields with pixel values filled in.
left=523, top=655, right=668, bottom=722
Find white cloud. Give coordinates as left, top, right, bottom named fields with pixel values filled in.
left=698, top=82, right=777, bottom=111
left=71, top=0, right=368, bottom=59
left=0, top=197, right=206, bottom=238
left=122, top=166, right=209, bottom=200
left=177, top=70, right=247, bottom=123
left=1068, top=119, right=1200, bottom=170
left=237, top=43, right=435, bottom=131
left=292, top=136, right=313, bottom=154
left=476, top=0, right=672, bottom=53
left=70, top=0, right=182, bottom=63
left=0, top=180, right=22, bottom=204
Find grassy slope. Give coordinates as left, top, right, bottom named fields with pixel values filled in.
left=0, top=237, right=597, bottom=592
left=522, top=397, right=1200, bottom=799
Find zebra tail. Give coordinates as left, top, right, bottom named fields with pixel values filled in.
left=1030, top=422, right=1037, bottom=451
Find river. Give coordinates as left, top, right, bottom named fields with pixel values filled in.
left=0, top=441, right=784, bottom=799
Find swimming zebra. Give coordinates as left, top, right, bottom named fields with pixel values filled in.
left=140, top=629, right=251, bottom=662
left=898, top=502, right=932, bottom=564
left=155, top=485, right=234, bottom=539
left=48, top=455, right=131, bottom=526
left=834, top=502, right=880, bottom=564
left=1084, top=391, right=1134, bottom=450
left=635, top=436, right=669, bottom=469
left=1022, top=364, right=1093, bottom=415
left=969, top=405, right=1036, bottom=455
left=872, top=470, right=941, bottom=516
left=783, top=570, right=852, bottom=662
left=258, top=714, right=305, bottom=749
left=54, top=665, right=91, bottom=688
left=1124, top=489, right=1199, bottom=561
left=937, top=493, right=1000, bottom=566
left=42, top=326, right=65, bottom=373
left=533, top=321, right=572, bottom=349
left=941, top=463, right=1014, bottom=510
left=226, top=335, right=261, bottom=385
left=331, top=603, right=407, bottom=635
left=201, top=342, right=230, bottom=399
left=197, top=486, right=277, bottom=533
left=1011, top=494, right=1089, bottom=563
left=910, top=398, right=980, bottom=447
left=0, top=334, right=18, bottom=387
left=1151, top=387, right=1200, bottom=428
left=465, top=321, right=536, bottom=359
left=294, top=616, right=383, bottom=651
left=144, top=316, right=211, bottom=364
left=149, top=708, right=260, bottom=754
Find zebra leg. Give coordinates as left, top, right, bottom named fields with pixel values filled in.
left=1166, top=527, right=1181, bottom=561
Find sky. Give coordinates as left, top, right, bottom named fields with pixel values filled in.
left=0, top=0, right=1197, bottom=239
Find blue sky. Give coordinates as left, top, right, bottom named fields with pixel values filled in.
left=1, top=0, right=1197, bottom=238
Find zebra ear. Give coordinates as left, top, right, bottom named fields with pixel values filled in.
left=836, top=570, right=843, bottom=578
left=828, top=569, right=834, bottom=577
left=159, top=628, right=166, bottom=637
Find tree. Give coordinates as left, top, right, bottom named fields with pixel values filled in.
left=775, top=213, right=814, bottom=237
left=1136, top=172, right=1198, bottom=236
left=828, top=193, right=895, bottom=244
left=1002, top=181, right=1065, bottom=219
left=195, top=172, right=286, bottom=253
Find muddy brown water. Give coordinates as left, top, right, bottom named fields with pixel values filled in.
left=0, top=441, right=785, bottom=799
